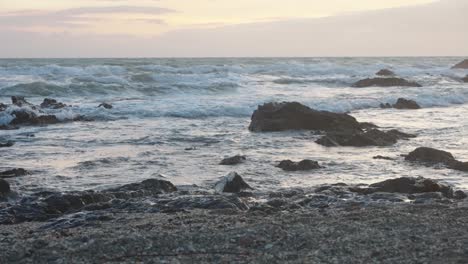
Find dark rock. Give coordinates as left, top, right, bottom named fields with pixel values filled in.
left=40, top=98, right=67, bottom=109
left=393, top=98, right=421, bottom=109
left=249, top=102, right=362, bottom=132
left=454, top=190, right=467, bottom=200
left=447, top=161, right=468, bottom=172
left=10, top=109, right=60, bottom=126
left=98, top=103, right=113, bottom=109
left=110, top=179, right=178, bottom=195
left=0, top=168, right=29, bottom=179
left=0, top=141, right=14, bottom=148
left=405, top=147, right=456, bottom=165
left=380, top=103, right=392, bottom=109
left=350, top=177, right=456, bottom=198
left=373, top=155, right=395, bottom=160
left=11, top=96, right=35, bottom=108
left=0, top=103, right=7, bottom=112
left=452, top=59, right=468, bottom=69
left=215, top=172, right=252, bottom=193
left=277, top=159, right=321, bottom=171
left=0, top=179, right=10, bottom=195
left=462, top=75, right=468, bottom=83
left=359, top=122, right=378, bottom=129
left=220, top=155, right=246, bottom=165
left=352, top=77, right=422, bottom=88
left=316, top=129, right=415, bottom=147
left=376, top=69, right=395, bottom=76
left=159, top=195, right=249, bottom=211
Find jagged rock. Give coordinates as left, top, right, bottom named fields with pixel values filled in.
left=10, top=110, right=60, bottom=126
left=350, top=177, right=462, bottom=199
left=0, top=141, right=14, bottom=148
left=215, top=172, right=252, bottom=193
left=393, top=98, right=421, bottom=109
left=0, top=179, right=10, bottom=195
left=405, top=147, right=455, bottom=165
left=98, top=103, right=113, bottom=109
left=11, top=96, right=35, bottom=108
left=40, top=98, right=67, bottom=109
left=0, top=168, right=29, bottom=179
left=452, top=59, right=468, bottom=69
left=352, top=77, right=422, bottom=88
left=249, top=102, right=362, bottom=132
left=220, top=155, right=246, bottom=165
left=316, top=129, right=416, bottom=147
left=376, top=69, right=395, bottom=76
left=277, top=160, right=321, bottom=171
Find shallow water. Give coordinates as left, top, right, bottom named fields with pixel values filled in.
left=1, top=57, right=467, bottom=193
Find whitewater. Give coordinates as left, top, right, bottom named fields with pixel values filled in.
left=1, top=57, right=468, bottom=193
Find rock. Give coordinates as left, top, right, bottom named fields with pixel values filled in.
left=0, top=168, right=29, bottom=179
left=454, top=190, right=467, bottom=200
left=405, top=147, right=456, bottom=165
left=220, top=155, right=246, bottom=165
left=40, top=98, right=67, bottom=109
left=277, top=160, right=321, bottom=171
left=373, top=155, right=395, bottom=160
left=0, top=141, right=14, bottom=148
left=316, top=129, right=416, bottom=147
left=0, top=103, right=7, bottom=112
left=352, top=77, right=422, bottom=88
left=0, top=179, right=10, bottom=195
left=110, top=179, right=178, bottom=195
left=376, top=69, right=395, bottom=76
left=248, top=102, right=362, bottom=132
left=10, top=109, right=60, bottom=126
left=452, top=59, right=468, bottom=69
left=98, top=103, right=113, bottom=109
left=379, top=103, right=392, bottom=109
left=393, top=98, right=421, bottom=109
left=463, top=75, right=468, bottom=83
left=447, top=161, right=468, bottom=172
left=215, top=172, right=252, bottom=193
left=350, top=177, right=458, bottom=198
left=11, top=96, right=35, bottom=108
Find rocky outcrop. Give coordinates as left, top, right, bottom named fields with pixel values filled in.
left=405, top=147, right=468, bottom=172
left=316, top=129, right=416, bottom=147
left=277, top=160, right=321, bottom=171
left=249, top=102, right=362, bottom=132
left=220, top=155, right=246, bottom=165
left=392, top=98, right=421, bottom=109
left=0, top=168, right=29, bottom=179
left=10, top=109, right=60, bottom=126
left=40, top=98, right=67, bottom=109
left=11, top=96, right=35, bottom=108
left=350, top=177, right=463, bottom=199
left=452, top=59, right=468, bottom=69
left=352, top=77, right=422, bottom=88
left=214, top=172, right=252, bottom=193
left=376, top=69, right=395, bottom=76
left=98, top=103, right=113, bottom=109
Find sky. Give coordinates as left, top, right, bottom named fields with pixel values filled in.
left=0, top=0, right=467, bottom=57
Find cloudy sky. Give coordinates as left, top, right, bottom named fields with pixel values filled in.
left=0, top=0, right=466, bottom=57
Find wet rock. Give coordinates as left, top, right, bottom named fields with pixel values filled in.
left=316, top=129, right=415, bottom=147
left=215, top=172, right=252, bottom=193
left=350, top=177, right=457, bottom=198
left=352, top=77, right=422, bottom=88
left=0, top=179, right=10, bottom=195
left=376, top=69, right=395, bottom=76
left=220, top=155, right=246, bottom=165
left=110, top=179, right=178, bottom=195
left=0, top=168, right=29, bottom=179
left=463, top=75, right=468, bottom=83
left=158, top=195, right=249, bottom=211
left=452, top=59, right=468, bottom=69
left=249, top=102, right=362, bottom=132
left=0, top=141, right=14, bottom=148
left=359, top=122, right=378, bottom=129
left=393, top=98, right=421, bottom=109
left=277, top=159, right=321, bottom=171
left=11, top=96, right=35, bottom=108
left=454, top=190, right=467, bottom=200
left=405, top=147, right=456, bottom=165
left=40, top=98, right=67, bottom=109
left=448, top=161, right=468, bottom=172
left=98, top=103, right=113, bottom=109
left=373, top=155, right=395, bottom=160
left=379, top=103, right=392, bottom=109
left=10, top=109, right=60, bottom=126
left=0, top=103, right=7, bottom=112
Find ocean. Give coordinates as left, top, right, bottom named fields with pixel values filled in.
left=1, top=57, right=468, bottom=194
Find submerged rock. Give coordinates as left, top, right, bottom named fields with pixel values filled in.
left=376, top=69, right=395, bottom=76
left=220, top=155, right=246, bottom=165
left=40, top=98, right=67, bottom=109
left=0, top=179, right=10, bottom=196
left=316, top=129, right=416, bottom=147
left=277, top=160, right=321, bottom=171
left=0, top=168, right=29, bottom=179
left=215, top=172, right=252, bottom=193
left=373, top=155, right=395, bottom=160
left=352, top=77, right=422, bottom=88
left=452, top=59, right=468, bottom=69
left=0, top=141, right=14, bottom=148
left=393, top=98, right=421, bottom=109
left=98, top=103, right=113, bottom=109
left=249, top=102, right=362, bottom=132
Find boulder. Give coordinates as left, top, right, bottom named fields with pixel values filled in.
left=277, top=160, right=321, bottom=171
left=220, top=155, right=246, bottom=165
left=0, top=141, right=14, bottom=148
left=214, top=172, right=252, bottom=193
left=40, top=98, right=67, bottom=109
left=0, top=103, right=7, bottom=112
left=0, top=179, right=10, bottom=195
left=11, top=96, right=35, bottom=108
left=393, top=98, right=421, bottom=109
left=98, top=103, right=113, bottom=109
left=249, top=102, right=362, bottom=132
left=316, top=129, right=416, bottom=147
left=452, top=59, right=468, bottom=69
left=110, top=178, right=177, bottom=195
left=352, top=77, right=422, bottom=88
left=0, top=168, right=29, bottom=179
left=10, top=110, right=60, bottom=126
left=376, top=69, right=395, bottom=76
left=405, top=147, right=456, bottom=165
